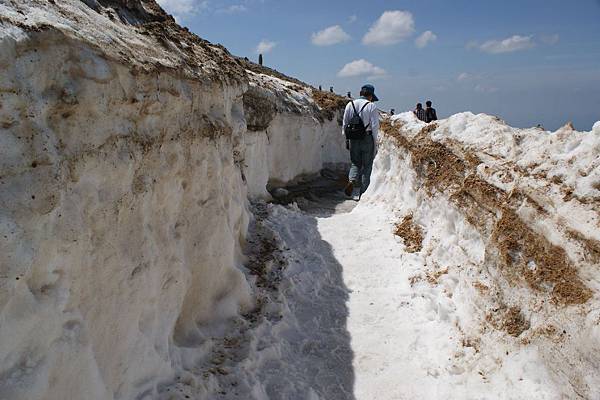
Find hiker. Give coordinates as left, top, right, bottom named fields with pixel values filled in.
left=390, top=108, right=395, bottom=116
left=342, top=84, right=380, bottom=201
left=413, top=103, right=426, bottom=122
left=425, top=100, right=437, bottom=123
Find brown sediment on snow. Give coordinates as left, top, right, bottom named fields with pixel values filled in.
left=236, top=57, right=311, bottom=88
left=381, top=119, right=592, bottom=306
left=245, top=203, right=286, bottom=292
left=311, top=90, right=349, bottom=121
left=486, top=306, right=530, bottom=337
left=472, top=281, right=490, bottom=294
left=393, top=214, right=424, bottom=253
left=236, top=57, right=347, bottom=123
left=243, top=87, right=277, bottom=131
left=2, top=0, right=247, bottom=83
left=425, top=267, right=449, bottom=285
left=566, top=228, right=600, bottom=263
left=491, top=211, right=592, bottom=305
left=243, top=71, right=346, bottom=129
left=236, top=56, right=348, bottom=121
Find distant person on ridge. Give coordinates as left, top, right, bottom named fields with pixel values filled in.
left=342, top=84, right=380, bottom=201
left=413, top=103, right=426, bottom=122
left=425, top=100, right=438, bottom=123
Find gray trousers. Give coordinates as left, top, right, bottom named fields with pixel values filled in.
left=348, top=135, right=375, bottom=194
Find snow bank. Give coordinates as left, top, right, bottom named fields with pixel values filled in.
left=0, top=11, right=252, bottom=400
left=243, top=71, right=347, bottom=198
left=0, top=1, right=347, bottom=399
left=363, top=111, right=600, bottom=398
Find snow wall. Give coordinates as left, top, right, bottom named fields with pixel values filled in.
left=0, top=1, right=346, bottom=399
left=243, top=70, right=347, bottom=198
left=364, top=112, right=600, bottom=398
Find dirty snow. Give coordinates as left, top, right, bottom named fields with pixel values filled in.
left=171, top=112, right=600, bottom=399
left=176, top=174, right=573, bottom=399
left=243, top=71, right=347, bottom=199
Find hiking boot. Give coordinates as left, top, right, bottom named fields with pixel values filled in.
left=344, top=181, right=354, bottom=197
left=351, top=187, right=361, bottom=201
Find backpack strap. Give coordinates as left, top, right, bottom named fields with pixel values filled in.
left=351, top=101, right=370, bottom=115
left=359, top=101, right=371, bottom=130
left=349, top=100, right=372, bottom=131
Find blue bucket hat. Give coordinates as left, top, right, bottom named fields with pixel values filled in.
left=361, top=84, right=379, bottom=102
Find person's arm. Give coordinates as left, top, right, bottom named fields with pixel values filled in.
left=433, top=109, right=438, bottom=121
left=342, top=103, right=351, bottom=149
left=342, top=103, right=350, bottom=136
left=369, top=103, right=380, bottom=143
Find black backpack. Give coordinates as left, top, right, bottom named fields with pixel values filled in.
left=344, top=101, right=371, bottom=140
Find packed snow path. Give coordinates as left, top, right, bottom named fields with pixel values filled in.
left=284, top=200, right=556, bottom=400
left=161, top=172, right=575, bottom=400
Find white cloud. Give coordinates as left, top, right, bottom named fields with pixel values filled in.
left=157, top=0, right=208, bottom=19
left=216, top=4, right=247, bottom=13
left=479, top=35, right=535, bottom=54
left=415, top=30, right=437, bottom=48
left=337, top=59, right=386, bottom=78
left=311, top=25, right=351, bottom=46
left=348, top=15, right=357, bottom=24
left=457, top=72, right=471, bottom=82
left=362, top=10, right=415, bottom=46
left=256, top=40, right=276, bottom=54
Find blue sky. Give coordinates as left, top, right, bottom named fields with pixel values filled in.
left=158, top=0, right=600, bottom=130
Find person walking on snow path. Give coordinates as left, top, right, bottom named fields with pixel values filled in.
left=413, top=102, right=426, bottom=122
left=342, top=84, right=380, bottom=201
